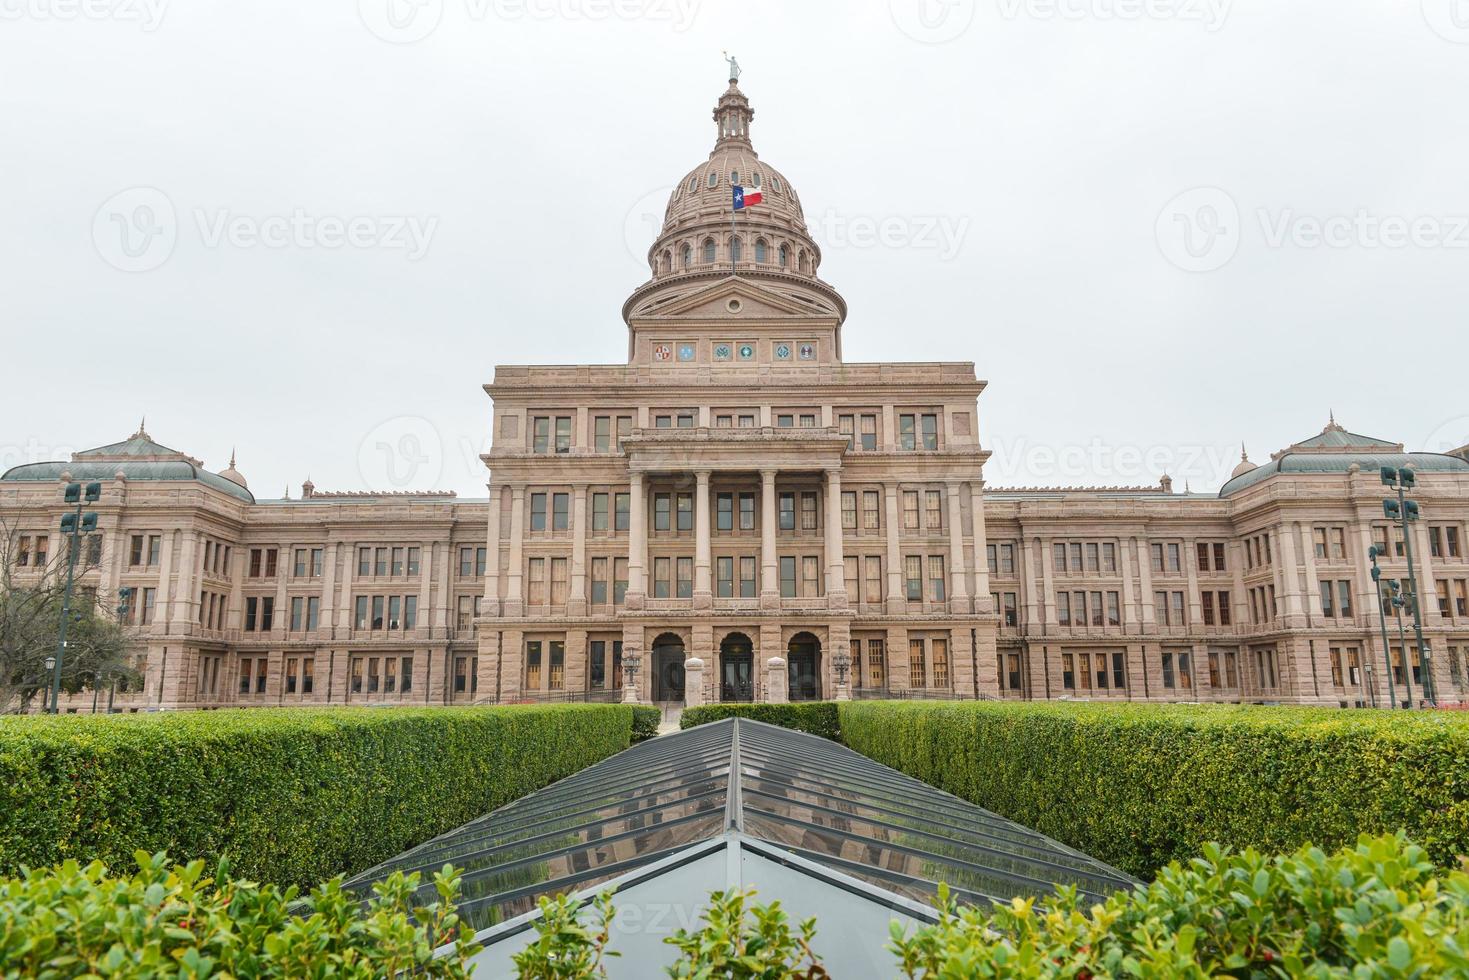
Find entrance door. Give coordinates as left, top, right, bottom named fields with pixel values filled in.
left=652, top=635, right=686, bottom=703
left=720, top=633, right=755, bottom=702
left=788, top=633, right=821, bottom=701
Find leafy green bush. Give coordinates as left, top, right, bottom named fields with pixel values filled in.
left=0, top=850, right=480, bottom=978
left=0, top=704, right=634, bottom=889
left=680, top=702, right=841, bottom=740
left=839, top=700, right=1469, bottom=877
left=631, top=704, right=661, bottom=742
left=892, top=834, right=1469, bottom=977
left=501, top=835, right=1469, bottom=978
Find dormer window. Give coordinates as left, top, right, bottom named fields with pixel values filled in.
left=687, top=176, right=697, bottom=191
left=731, top=171, right=739, bottom=184
left=702, top=238, right=716, bottom=263
left=707, top=172, right=717, bottom=188
left=778, top=244, right=788, bottom=267
left=772, top=176, right=781, bottom=192
left=752, top=172, right=761, bottom=187
left=755, top=238, right=768, bottom=263
left=681, top=244, right=692, bottom=268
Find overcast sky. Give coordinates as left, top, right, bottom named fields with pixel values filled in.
left=3, top=0, right=1467, bottom=498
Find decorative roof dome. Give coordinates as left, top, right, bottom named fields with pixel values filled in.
left=1231, top=443, right=1257, bottom=479
left=642, top=63, right=823, bottom=282
left=217, top=449, right=248, bottom=489
left=623, top=60, right=846, bottom=328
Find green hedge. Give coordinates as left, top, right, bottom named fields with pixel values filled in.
left=0, top=852, right=480, bottom=978
left=0, top=704, right=634, bottom=889
left=839, top=700, right=1469, bottom=878
left=680, top=702, right=841, bottom=740
left=631, top=704, right=661, bottom=742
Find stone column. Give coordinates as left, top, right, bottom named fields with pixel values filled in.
left=1185, top=537, right=1203, bottom=625
left=825, top=469, right=846, bottom=604
left=627, top=472, right=646, bottom=607
left=505, top=485, right=525, bottom=617
left=1136, top=537, right=1156, bottom=626
left=761, top=468, right=779, bottom=609
left=884, top=484, right=904, bottom=614
left=169, top=531, right=199, bottom=629
left=1121, top=537, right=1138, bottom=627
left=483, top=483, right=501, bottom=616
left=1040, top=536, right=1057, bottom=627
left=945, top=482, right=968, bottom=613
left=154, top=531, right=175, bottom=630
left=569, top=484, right=588, bottom=617
left=1276, top=525, right=1306, bottom=625
left=1414, top=522, right=1440, bottom=625
left=969, top=482, right=991, bottom=613
left=320, top=542, right=338, bottom=634
left=694, top=470, right=712, bottom=608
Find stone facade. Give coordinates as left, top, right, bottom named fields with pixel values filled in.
left=6, top=73, right=1469, bottom=712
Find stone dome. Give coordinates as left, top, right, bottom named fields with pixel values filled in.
left=643, top=76, right=823, bottom=282
left=218, top=449, right=248, bottom=489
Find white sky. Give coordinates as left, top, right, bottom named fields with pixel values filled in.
left=3, top=0, right=1468, bottom=498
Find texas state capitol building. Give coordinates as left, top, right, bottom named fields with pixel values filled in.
left=7, top=71, right=1469, bottom=713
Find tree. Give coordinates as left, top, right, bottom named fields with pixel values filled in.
left=0, top=518, right=140, bottom=713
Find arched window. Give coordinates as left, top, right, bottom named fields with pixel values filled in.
left=752, top=172, right=762, bottom=188
left=778, top=244, right=788, bottom=268
left=682, top=244, right=692, bottom=268
left=772, top=176, right=782, bottom=193
left=707, top=172, right=717, bottom=188
left=702, top=238, right=716, bottom=263
left=798, top=250, right=810, bottom=274
left=731, top=171, right=739, bottom=185
left=731, top=236, right=742, bottom=262
left=660, top=249, right=671, bottom=274
left=755, top=238, right=768, bottom=263
left=688, top=176, right=697, bottom=192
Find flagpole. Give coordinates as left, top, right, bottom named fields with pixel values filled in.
left=730, top=194, right=737, bottom=277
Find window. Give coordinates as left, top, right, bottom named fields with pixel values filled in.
left=592, top=493, right=609, bottom=531
left=675, top=557, right=693, bottom=598
left=676, top=493, right=693, bottom=531
left=864, top=556, right=883, bottom=604
left=838, top=414, right=854, bottom=449
left=841, top=491, right=857, bottom=530
left=654, top=557, right=671, bottom=598
left=801, top=556, right=821, bottom=597
left=528, top=558, right=546, bottom=604
left=800, top=492, right=818, bottom=531
left=654, top=493, right=671, bottom=531
left=779, top=556, right=797, bottom=597
left=898, top=414, right=916, bottom=451
left=739, top=493, right=755, bottom=530
left=863, top=490, right=880, bottom=530
left=530, top=493, right=547, bottom=532
left=554, top=417, right=571, bottom=453
left=925, top=490, right=943, bottom=530
left=866, top=638, right=885, bottom=688
left=615, top=492, right=630, bottom=531
left=549, top=641, right=565, bottom=690
left=1106, top=591, right=1121, bottom=626
left=1162, top=651, right=1192, bottom=689
left=594, top=416, right=611, bottom=452
left=716, top=556, right=734, bottom=597
left=740, top=556, right=758, bottom=597
left=902, top=491, right=919, bottom=530
left=552, top=493, right=569, bottom=531
left=717, top=493, right=735, bottom=531
left=904, top=555, right=922, bottom=601
left=778, top=493, right=795, bottom=531
left=591, top=557, right=608, bottom=604
left=909, top=638, right=926, bottom=689
left=613, top=558, right=628, bottom=605
left=550, top=558, right=569, bottom=604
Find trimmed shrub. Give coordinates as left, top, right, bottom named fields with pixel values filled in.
left=839, top=700, right=1469, bottom=877
left=893, top=833, right=1469, bottom=977
left=680, top=702, right=841, bottom=740
left=631, top=704, right=661, bottom=742
left=0, top=704, right=633, bottom=889
left=0, top=851, right=480, bottom=978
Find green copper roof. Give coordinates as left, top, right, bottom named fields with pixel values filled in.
left=1219, top=452, right=1469, bottom=497
left=1, top=429, right=255, bottom=504
left=1291, top=428, right=1398, bottom=450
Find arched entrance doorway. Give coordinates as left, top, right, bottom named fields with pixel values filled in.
left=651, top=633, right=686, bottom=703
left=719, top=632, right=755, bottom=702
left=788, top=632, right=821, bottom=701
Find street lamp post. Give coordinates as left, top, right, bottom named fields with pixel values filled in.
left=1368, top=547, right=1395, bottom=709
left=51, top=481, right=101, bottom=714
left=621, top=649, right=643, bottom=704
left=1381, top=467, right=1435, bottom=705
left=833, top=645, right=852, bottom=701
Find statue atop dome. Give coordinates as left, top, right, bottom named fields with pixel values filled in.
left=723, top=51, right=741, bottom=83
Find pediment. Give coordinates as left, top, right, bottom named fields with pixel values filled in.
left=629, top=276, right=837, bottom=322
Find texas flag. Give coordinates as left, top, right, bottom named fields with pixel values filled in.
left=732, top=185, right=762, bottom=210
